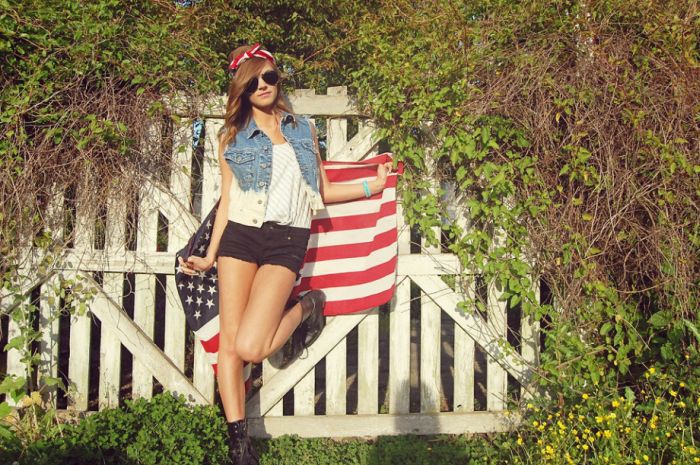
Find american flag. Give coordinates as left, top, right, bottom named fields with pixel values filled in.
left=174, top=153, right=402, bottom=390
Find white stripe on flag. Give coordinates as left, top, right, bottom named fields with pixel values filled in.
left=323, top=273, right=397, bottom=302
left=196, top=315, right=220, bottom=341
left=308, top=215, right=396, bottom=247
left=300, top=242, right=397, bottom=277
left=312, top=188, right=396, bottom=219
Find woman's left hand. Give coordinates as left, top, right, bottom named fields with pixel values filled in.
left=374, top=161, right=393, bottom=190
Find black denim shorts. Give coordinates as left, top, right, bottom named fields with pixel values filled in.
left=218, top=220, right=311, bottom=277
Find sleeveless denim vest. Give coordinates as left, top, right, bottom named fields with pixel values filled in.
left=223, top=111, right=325, bottom=227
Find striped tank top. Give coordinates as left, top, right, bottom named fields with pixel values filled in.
left=263, top=142, right=312, bottom=228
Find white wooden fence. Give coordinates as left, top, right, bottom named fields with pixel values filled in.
left=1, top=87, right=540, bottom=437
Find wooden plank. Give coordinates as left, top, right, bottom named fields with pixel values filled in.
left=389, top=203, right=411, bottom=414
left=38, top=274, right=61, bottom=407
left=262, top=357, right=283, bottom=416
left=358, top=120, right=379, bottom=158
left=389, top=278, right=411, bottom=414
left=18, top=249, right=460, bottom=277
left=99, top=196, right=127, bottom=409
left=326, top=86, right=348, bottom=161
left=4, top=315, right=25, bottom=407
left=451, top=205, right=475, bottom=412
left=67, top=193, right=95, bottom=411
left=133, top=193, right=158, bottom=400
left=247, top=411, right=521, bottom=438
left=325, top=316, right=347, bottom=415
left=79, top=273, right=208, bottom=404
left=409, top=275, right=532, bottom=388
left=202, top=119, right=223, bottom=214
left=190, top=118, right=222, bottom=403
left=453, top=321, right=475, bottom=412
left=520, top=278, right=540, bottom=401
left=68, top=289, right=91, bottom=411
left=420, top=296, right=441, bottom=413
left=133, top=274, right=156, bottom=400
left=294, top=368, right=316, bottom=416
left=332, top=123, right=380, bottom=162
left=247, top=313, right=366, bottom=417
left=171, top=90, right=361, bottom=118
left=165, top=120, right=193, bottom=372
left=357, top=312, right=379, bottom=414
left=164, top=277, right=186, bottom=370
left=98, top=273, right=122, bottom=409
left=486, top=281, right=508, bottom=411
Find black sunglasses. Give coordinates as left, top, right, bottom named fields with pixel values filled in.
left=244, top=70, right=280, bottom=95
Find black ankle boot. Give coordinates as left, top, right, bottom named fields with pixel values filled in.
left=227, top=418, right=260, bottom=465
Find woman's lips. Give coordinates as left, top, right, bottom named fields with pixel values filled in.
left=258, top=91, right=271, bottom=97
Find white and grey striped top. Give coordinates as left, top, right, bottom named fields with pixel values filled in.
left=263, top=142, right=312, bottom=228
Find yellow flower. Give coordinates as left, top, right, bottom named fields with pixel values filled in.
left=604, top=430, right=612, bottom=438
left=596, top=416, right=604, bottom=423
left=680, top=382, right=686, bottom=388
left=679, top=401, right=686, bottom=408
left=670, top=389, right=678, bottom=397
left=648, top=367, right=656, bottom=374
left=582, top=393, right=589, bottom=400
left=517, top=436, right=523, bottom=445
left=533, top=420, right=539, bottom=427
left=635, top=460, right=641, bottom=465
left=644, top=455, right=649, bottom=462
left=582, top=444, right=589, bottom=451
left=612, top=400, right=620, bottom=408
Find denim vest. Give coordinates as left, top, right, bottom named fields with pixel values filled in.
left=223, top=111, right=325, bottom=227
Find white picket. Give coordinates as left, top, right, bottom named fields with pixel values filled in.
left=67, top=192, right=95, bottom=411
left=324, top=315, right=347, bottom=415
left=389, top=203, right=411, bottom=414
left=164, top=120, right=193, bottom=373
left=38, top=274, right=61, bottom=407
left=357, top=311, right=379, bottom=415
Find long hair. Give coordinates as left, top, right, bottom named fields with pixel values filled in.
left=218, top=44, right=294, bottom=148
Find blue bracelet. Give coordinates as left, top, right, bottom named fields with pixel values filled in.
left=362, top=180, right=371, bottom=198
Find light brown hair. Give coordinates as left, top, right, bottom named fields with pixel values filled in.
left=218, top=44, right=294, bottom=149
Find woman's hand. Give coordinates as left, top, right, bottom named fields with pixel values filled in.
left=371, top=161, right=394, bottom=193
left=178, top=255, right=215, bottom=276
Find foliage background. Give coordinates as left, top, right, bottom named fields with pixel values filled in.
left=2, top=0, right=699, bottom=463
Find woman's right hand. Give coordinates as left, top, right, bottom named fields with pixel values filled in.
left=178, top=255, right=215, bottom=276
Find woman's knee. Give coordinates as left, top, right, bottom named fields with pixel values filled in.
left=234, top=334, right=266, bottom=364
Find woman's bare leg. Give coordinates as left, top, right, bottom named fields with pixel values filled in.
left=234, top=264, right=309, bottom=363
left=216, top=256, right=258, bottom=422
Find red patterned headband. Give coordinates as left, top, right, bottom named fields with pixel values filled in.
left=228, top=43, right=276, bottom=72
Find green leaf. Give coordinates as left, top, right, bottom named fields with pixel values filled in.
left=648, top=311, right=670, bottom=328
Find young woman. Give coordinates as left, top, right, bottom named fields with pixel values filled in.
left=177, top=43, right=393, bottom=464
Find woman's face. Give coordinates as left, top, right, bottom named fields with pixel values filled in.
left=246, top=64, right=279, bottom=110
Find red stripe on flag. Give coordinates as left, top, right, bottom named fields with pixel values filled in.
left=295, top=255, right=397, bottom=290
left=324, top=166, right=382, bottom=182
left=305, top=228, right=397, bottom=262
left=312, top=201, right=396, bottom=233
left=200, top=333, right=219, bottom=353
left=323, top=286, right=397, bottom=316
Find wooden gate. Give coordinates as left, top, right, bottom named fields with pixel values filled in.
left=1, top=86, right=540, bottom=437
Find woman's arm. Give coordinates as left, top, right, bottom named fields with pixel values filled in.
left=178, top=136, right=233, bottom=275
left=310, top=123, right=392, bottom=204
